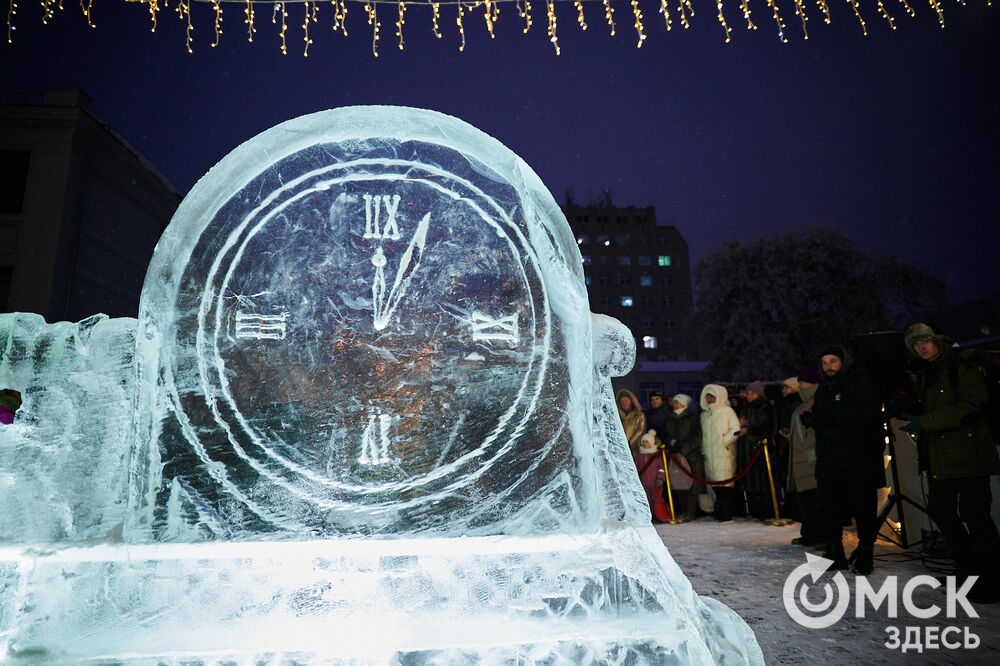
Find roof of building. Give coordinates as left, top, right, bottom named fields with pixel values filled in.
left=636, top=361, right=711, bottom=373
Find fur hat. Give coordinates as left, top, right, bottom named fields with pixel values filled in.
left=782, top=377, right=800, bottom=392
left=904, top=323, right=949, bottom=356
left=746, top=381, right=766, bottom=398
left=672, top=394, right=692, bottom=409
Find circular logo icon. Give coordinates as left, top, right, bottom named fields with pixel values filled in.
left=783, top=553, right=851, bottom=629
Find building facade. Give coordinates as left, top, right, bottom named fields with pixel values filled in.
left=1, top=87, right=181, bottom=322
left=561, top=193, right=694, bottom=366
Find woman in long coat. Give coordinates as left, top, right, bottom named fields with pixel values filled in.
left=616, top=389, right=646, bottom=456
left=665, top=394, right=703, bottom=519
left=700, top=384, right=741, bottom=521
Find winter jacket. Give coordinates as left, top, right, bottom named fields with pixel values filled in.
left=737, top=395, right=776, bottom=492
left=616, top=389, right=647, bottom=456
left=666, top=408, right=705, bottom=480
left=811, top=362, right=886, bottom=488
left=644, top=404, right=673, bottom=437
left=700, top=384, right=741, bottom=486
left=788, top=384, right=818, bottom=492
left=912, top=346, right=1000, bottom=479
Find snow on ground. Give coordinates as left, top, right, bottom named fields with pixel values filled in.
left=659, top=517, right=1000, bottom=665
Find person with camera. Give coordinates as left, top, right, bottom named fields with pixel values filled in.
left=802, top=345, right=885, bottom=575
left=901, top=323, right=1000, bottom=603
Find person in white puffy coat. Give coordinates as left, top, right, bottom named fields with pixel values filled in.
left=700, top=384, right=742, bottom=521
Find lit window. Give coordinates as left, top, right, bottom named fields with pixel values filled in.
left=576, top=235, right=589, bottom=245
left=640, top=275, right=652, bottom=287
left=621, top=296, right=634, bottom=307
left=618, top=255, right=631, bottom=266
left=643, top=336, right=658, bottom=349
left=585, top=274, right=592, bottom=286
left=582, top=255, right=591, bottom=265
left=658, top=255, right=672, bottom=267
left=638, top=255, right=651, bottom=266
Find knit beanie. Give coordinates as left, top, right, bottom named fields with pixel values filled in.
left=819, top=345, right=845, bottom=363
left=673, top=394, right=692, bottom=409
left=746, top=381, right=766, bottom=398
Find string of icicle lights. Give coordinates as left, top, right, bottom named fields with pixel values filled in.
left=5, top=0, right=988, bottom=56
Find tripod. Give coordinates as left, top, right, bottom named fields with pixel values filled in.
left=876, top=425, right=927, bottom=548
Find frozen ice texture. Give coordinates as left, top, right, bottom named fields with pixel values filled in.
left=0, top=312, right=135, bottom=544
left=0, top=106, right=763, bottom=664
left=128, top=106, right=605, bottom=540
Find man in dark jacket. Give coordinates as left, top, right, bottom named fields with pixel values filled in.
left=806, top=345, right=885, bottom=574
left=644, top=392, right=673, bottom=440
left=901, top=323, right=1000, bottom=603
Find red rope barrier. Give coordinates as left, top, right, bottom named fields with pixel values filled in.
left=638, top=446, right=765, bottom=487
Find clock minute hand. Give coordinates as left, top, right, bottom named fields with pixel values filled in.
left=374, top=211, right=430, bottom=331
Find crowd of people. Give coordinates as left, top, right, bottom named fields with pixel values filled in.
left=616, top=322, right=1000, bottom=603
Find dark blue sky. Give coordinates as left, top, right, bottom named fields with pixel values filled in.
left=4, top=2, right=998, bottom=302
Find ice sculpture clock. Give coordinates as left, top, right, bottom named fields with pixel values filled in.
left=130, top=106, right=586, bottom=539
left=4, top=107, right=763, bottom=665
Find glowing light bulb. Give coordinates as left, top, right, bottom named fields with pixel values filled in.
left=716, top=0, right=732, bottom=41
left=603, top=0, right=615, bottom=36
left=245, top=0, right=256, bottom=43
left=546, top=1, right=560, bottom=54
left=631, top=0, right=646, bottom=46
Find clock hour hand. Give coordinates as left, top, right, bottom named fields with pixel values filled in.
left=373, top=211, right=430, bottom=331
left=371, top=247, right=387, bottom=329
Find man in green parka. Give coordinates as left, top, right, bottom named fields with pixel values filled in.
left=901, top=323, right=1000, bottom=603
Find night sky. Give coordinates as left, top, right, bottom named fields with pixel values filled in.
left=4, top=1, right=998, bottom=302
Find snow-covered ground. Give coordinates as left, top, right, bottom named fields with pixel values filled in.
left=660, top=518, right=1000, bottom=664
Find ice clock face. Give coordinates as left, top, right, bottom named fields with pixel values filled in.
left=178, top=153, right=565, bottom=530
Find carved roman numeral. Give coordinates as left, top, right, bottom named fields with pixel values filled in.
left=358, top=410, right=394, bottom=466
left=234, top=311, right=288, bottom=340
left=363, top=193, right=402, bottom=240
left=471, top=312, right=518, bottom=345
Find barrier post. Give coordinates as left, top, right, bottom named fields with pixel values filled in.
left=660, top=447, right=687, bottom=525
left=761, top=439, right=792, bottom=526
